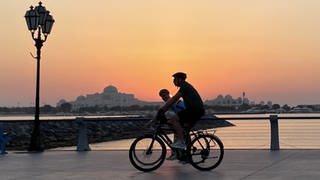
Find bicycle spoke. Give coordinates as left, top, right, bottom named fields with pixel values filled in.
left=129, top=135, right=167, bottom=172
left=188, top=134, right=224, bottom=171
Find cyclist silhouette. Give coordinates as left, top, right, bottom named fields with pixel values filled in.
left=158, top=72, right=205, bottom=149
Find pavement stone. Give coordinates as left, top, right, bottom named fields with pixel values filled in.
left=0, top=150, right=319, bottom=180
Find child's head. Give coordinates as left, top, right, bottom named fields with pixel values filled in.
left=159, top=89, right=170, bottom=102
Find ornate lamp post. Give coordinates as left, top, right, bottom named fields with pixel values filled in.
left=24, top=2, right=54, bottom=151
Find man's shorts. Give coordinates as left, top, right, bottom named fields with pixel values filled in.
left=177, top=108, right=205, bottom=128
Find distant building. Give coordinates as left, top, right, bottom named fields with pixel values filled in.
left=267, top=101, right=273, bottom=108
left=57, top=85, right=160, bottom=110
left=205, top=94, right=249, bottom=106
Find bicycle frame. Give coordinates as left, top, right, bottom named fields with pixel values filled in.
left=148, top=122, right=216, bottom=151
left=129, top=120, right=224, bottom=171
left=149, top=124, right=174, bottom=148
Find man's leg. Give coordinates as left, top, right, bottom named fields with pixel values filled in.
left=167, top=115, right=186, bottom=149
left=167, top=115, right=184, bottom=141
left=165, top=112, right=178, bottom=143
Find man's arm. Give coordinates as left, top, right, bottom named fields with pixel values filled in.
left=160, top=91, right=182, bottom=112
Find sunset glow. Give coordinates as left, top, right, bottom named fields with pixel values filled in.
left=1, top=0, right=320, bottom=106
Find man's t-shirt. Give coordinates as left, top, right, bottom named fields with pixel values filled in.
left=178, top=81, right=203, bottom=109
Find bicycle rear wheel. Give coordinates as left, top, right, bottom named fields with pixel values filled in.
left=129, top=135, right=166, bottom=172
left=188, top=134, right=224, bottom=171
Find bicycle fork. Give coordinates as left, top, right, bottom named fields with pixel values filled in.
left=145, top=134, right=158, bottom=155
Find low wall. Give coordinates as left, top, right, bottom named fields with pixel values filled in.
left=0, top=117, right=233, bottom=150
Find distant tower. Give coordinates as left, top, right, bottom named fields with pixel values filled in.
left=242, top=92, right=245, bottom=105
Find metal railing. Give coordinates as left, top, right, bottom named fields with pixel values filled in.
left=74, top=115, right=320, bottom=151
left=212, top=115, right=320, bottom=150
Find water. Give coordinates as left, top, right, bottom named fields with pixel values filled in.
left=1, top=113, right=319, bottom=120
left=217, top=119, right=320, bottom=149
left=51, top=113, right=320, bottom=150
left=2, top=114, right=319, bottom=149
left=0, top=115, right=140, bottom=121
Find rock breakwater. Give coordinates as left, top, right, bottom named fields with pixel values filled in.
left=0, top=117, right=233, bottom=150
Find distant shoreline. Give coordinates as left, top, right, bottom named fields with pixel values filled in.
left=1, top=112, right=320, bottom=121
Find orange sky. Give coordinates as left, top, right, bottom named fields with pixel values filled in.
left=1, top=0, right=320, bottom=106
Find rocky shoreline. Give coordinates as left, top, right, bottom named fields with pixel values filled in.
left=0, top=117, right=233, bottom=150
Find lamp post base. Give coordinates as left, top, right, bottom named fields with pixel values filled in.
left=28, top=128, right=43, bottom=152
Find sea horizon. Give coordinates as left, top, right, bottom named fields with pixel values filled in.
left=1, top=112, right=320, bottom=121
left=1, top=113, right=320, bottom=149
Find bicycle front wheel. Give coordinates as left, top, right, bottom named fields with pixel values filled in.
left=188, top=134, right=224, bottom=171
left=129, top=135, right=166, bottom=172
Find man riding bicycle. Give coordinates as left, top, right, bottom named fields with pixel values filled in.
left=158, top=72, right=205, bottom=149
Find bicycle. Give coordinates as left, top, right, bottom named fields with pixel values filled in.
left=128, top=117, right=224, bottom=172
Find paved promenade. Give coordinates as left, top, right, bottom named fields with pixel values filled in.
left=1, top=150, right=320, bottom=180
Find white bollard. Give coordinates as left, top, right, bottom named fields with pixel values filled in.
left=76, top=118, right=91, bottom=151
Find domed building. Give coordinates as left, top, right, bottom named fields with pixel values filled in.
left=57, top=85, right=159, bottom=110
left=56, top=99, right=67, bottom=107
left=76, top=96, right=86, bottom=101
left=103, top=85, right=118, bottom=94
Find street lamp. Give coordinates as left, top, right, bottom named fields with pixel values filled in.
left=24, top=1, right=54, bottom=151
